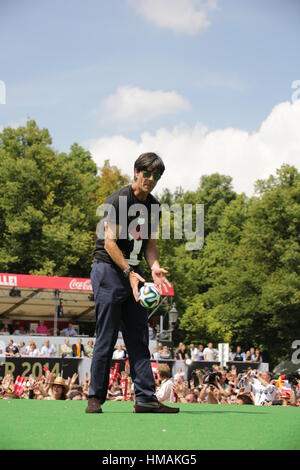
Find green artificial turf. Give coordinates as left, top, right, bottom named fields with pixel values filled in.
left=0, top=400, right=299, bottom=450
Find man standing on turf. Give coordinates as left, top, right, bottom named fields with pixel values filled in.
left=86, top=153, right=179, bottom=414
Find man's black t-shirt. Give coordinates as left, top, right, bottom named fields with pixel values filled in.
left=94, top=185, right=161, bottom=266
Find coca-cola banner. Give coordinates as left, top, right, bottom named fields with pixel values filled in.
left=0, top=273, right=92, bottom=291
left=0, top=273, right=174, bottom=295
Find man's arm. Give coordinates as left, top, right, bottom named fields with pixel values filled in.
left=144, top=239, right=170, bottom=289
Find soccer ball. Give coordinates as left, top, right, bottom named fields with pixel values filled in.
left=138, top=283, right=160, bottom=309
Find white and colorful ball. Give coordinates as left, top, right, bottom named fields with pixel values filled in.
left=138, top=283, right=160, bottom=309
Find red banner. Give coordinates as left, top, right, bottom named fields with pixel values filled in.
left=0, top=273, right=92, bottom=291
left=0, top=272, right=174, bottom=295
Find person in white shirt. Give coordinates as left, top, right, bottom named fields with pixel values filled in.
left=25, top=340, right=40, bottom=357
left=147, top=322, right=155, bottom=340
left=60, top=322, right=77, bottom=337
left=40, top=339, right=57, bottom=357
left=155, top=363, right=175, bottom=403
left=112, top=344, right=125, bottom=360
left=17, top=341, right=26, bottom=356
left=60, top=338, right=73, bottom=358
left=174, top=366, right=185, bottom=383
left=203, top=342, right=217, bottom=361
left=151, top=347, right=160, bottom=361
left=249, top=372, right=277, bottom=405
left=189, top=343, right=198, bottom=361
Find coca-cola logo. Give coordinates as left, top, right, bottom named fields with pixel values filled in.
left=69, top=279, right=92, bottom=291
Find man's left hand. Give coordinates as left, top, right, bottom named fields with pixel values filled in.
left=151, top=267, right=171, bottom=291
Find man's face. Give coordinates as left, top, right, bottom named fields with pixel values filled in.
left=135, top=168, right=160, bottom=193
left=45, top=341, right=49, bottom=347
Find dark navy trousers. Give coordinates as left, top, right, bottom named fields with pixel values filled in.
left=89, top=260, right=157, bottom=404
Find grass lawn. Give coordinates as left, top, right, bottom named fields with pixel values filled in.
left=1, top=400, right=299, bottom=450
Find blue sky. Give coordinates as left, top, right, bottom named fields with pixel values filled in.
left=1, top=0, right=300, bottom=194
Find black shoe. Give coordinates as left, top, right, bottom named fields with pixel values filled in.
left=85, top=397, right=102, bottom=414
left=134, top=401, right=180, bottom=413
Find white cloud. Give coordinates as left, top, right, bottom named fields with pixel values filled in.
left=87, top=100, right=300, bottom=196
left=100, top=85, right=189, bottom=127
left=129, top=0, right=217, bottom=35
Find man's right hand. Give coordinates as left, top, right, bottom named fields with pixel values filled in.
left=129, top=271, right=145, bottom=301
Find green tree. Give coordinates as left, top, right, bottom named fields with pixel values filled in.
left=95, top=160, right=130, bottom=206
left=184, top=165, right=300, bottom=364
left=0, top=120, right=98, bottom=277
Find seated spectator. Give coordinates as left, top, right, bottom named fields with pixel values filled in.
left=175, top=343, right=189, bottom=361
left=249, top=347, right=256, bottom=361
left=40, top=339, right=57, bottom=357
left=5, top=339, right=19, bottom=357
left=232, top=345, right=246, bottom=362
left=189, top=343, right=198, bottom=361
left=245, top=350, right=251, bottom=361
left=36, top=320, right=48, bottom=335
left=13, top=323, right=27, bottom=335
left=0, top=323, right=11, bottom=334
left=112, top=344, right=125, bottom=360
left=25, top=341, right=40, bottom=357
left=203, top=342, right=217, bottom=361
left=84, top=339, right=94, bottom=358
left=253, top=348, right=263, bottom=363
left=155, top=364, right=175, bottom=403
left=61, top=338, right=73, bottom=358
left=17, top=341, right=26, bottom=356
left=61, top=322, right=77, bottom=337
left=72, top=338, right=84, bottom=358
left=151, top=347, right=160, bottom=361
left=197, top=344, right=205, bottom=361
left=160, top=345, right=172, bottom=359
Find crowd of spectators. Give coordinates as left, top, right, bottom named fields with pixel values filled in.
left=2, top=330, right=265, bottom=366
left=0, top=321, right=80, bottom=337
left=151, top=342, right=263, bottom=363
left=0, top=363, right=299, bottom=407
left=1, top=321, right=264, bottom=365
left=2, top=337, right=95, bottom=358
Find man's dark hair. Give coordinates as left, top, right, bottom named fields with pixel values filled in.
left=134, top=152, right=165, bottom=176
